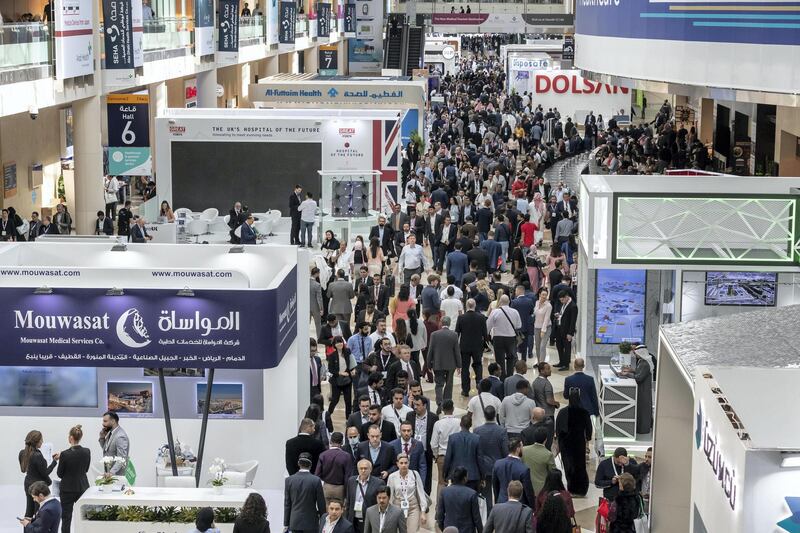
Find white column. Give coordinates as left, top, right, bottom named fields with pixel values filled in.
left=196, top=69, right=219, bottom=108
left=72, top=95, right=105, bottom=235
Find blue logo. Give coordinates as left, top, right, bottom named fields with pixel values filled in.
left=778, top=497, right=800, bottom=533
left=327, top=88, right=338, bottom=98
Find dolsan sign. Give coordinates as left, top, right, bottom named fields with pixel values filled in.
left=696, top=405, right=738, bottom=511
left=0, top=267, right=297, bottom=369
left=534, top=74, right=629, bottom=94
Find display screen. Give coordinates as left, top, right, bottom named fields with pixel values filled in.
left=594, top=269, right=646, bottom=344
left=704, top=272, right=777, bottom=306
left=197, top=383, right=243, bottom=417
left=0, top=367, right=98, bottom=407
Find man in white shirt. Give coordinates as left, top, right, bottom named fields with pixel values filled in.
left=368, top=319, right=396, bottom=351
left=486, top=295, right=522, bottom=378
left=439, top=280, right=464, bottom=301
left=430, top=399, right=461, bottom=502
left=440, top=286, right=464, bottom=330
left=298, top=191, right=318, bottom=248
left=319, top=499, right=353, bottom=533
left=397, top=234, right=429, bottom=285
left=381, top=388, right=412, bottom=435
left=467, top=378, right=503, bottom=428
left=104, top=175, right=120, bottom=220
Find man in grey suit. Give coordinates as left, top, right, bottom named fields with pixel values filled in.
left=98, top=411, right=129, bottom=475
left=328, top=269, right=356, bottom=324
left=284, top=453, right=327, bottom=533
left=428, top=316, right=461, bottom=414
left=364, top=485, right=406, bottom=533
left=310, top=267, right=325, bottom=338
left=483, top=480, right=533, bottom=533
left=345, top=460, right=386, bottom=533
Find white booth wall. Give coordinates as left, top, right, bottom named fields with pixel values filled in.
left=0, top=242, right=311, bottom=491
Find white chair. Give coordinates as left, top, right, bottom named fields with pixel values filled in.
left=221, top=470, right=248, bottom=488
left=200, top=208, right=219, bottom=221
left=174, top=208, right=194, bottom=219
left=264, top=210, right=281, bottom=236
left=187, top=218, right=208, bottom=243
left=225, top=460, right=259, bottom=487
left=163, top=476, right=197, bottom=488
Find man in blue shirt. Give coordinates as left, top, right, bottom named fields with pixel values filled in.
left=420, top=275, right=442, bottom=317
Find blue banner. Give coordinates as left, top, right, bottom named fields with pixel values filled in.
left=344, top=2, right=356, bottom=33
left=317, top=2, right=331, bottom=37
left=576, top=0, right=800, bottom=46
left=0, top=267, right=297, bottom=369
left=279, top=0, right=296, bottom=44
left=218, top=0, right=240, bottom=52
left=102, top=0, right=134, bottom=71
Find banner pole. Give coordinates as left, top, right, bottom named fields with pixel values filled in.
left=195, top=368, right=215, bottom=488
left=158, top=368, right=179, bottom=477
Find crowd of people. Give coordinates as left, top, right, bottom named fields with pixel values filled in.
left=293, top=51, right=655, bottom=533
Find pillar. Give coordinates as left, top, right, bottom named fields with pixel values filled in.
left=699, top=98, right=714, bottom=147
left=72, top=95, right=105, bottom=235
left=304, top=47, right=319, bottom=74
left=148, top=82, right=167, bottom=174
left=196, top=68, right=218, bottom=108
left=337, top=38, right=347, bottom=75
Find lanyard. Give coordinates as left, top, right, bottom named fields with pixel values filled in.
left=380, top=353, right=390, bottom=369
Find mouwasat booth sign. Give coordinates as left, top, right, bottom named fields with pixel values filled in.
left=510, top=69, right=631, bottom=121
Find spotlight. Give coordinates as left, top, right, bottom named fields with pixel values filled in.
left=106, top=287, right=125, bottom=296
left=111, top=243, right=127, bottom=252
left=33, top=286, right=53, bottom=295
left=228, top=245, right=245, bottom=254
left=177, top=287, right=195, bottom=297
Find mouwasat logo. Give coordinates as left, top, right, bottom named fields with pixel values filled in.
left=116, top=308, right=151, bottom=348
left=778, top=497, right=800, bottom=533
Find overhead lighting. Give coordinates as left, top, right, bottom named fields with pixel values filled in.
left=33, top=286, right=53, bottom=295
left=111, top=243, right=127, bottom=252
left=228, top=245, right=244, bottom=254
left=781, top=453, right=800, bottom=468
left=106, top=287, right=125, bottom=296
left=177, top=287, right=195, bottom=297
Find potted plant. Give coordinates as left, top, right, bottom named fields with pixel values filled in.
left=618, top=341, right=633, bottom=368
left=208, top=458, right=228, bottom=495
left=96, top=456, right=125, bottom=493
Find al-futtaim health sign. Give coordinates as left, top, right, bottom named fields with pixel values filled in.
left=0, top=267, right=297, bottom=369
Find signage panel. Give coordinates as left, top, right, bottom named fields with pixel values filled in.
left=54, top=0, right=94, bottom=79
left=194, top=0, right=214, bottom=56
left=102, top=0, right=135, bottom=84
left=107, top=93, right=151, bottom=176
left=279, top=0, right=297, bottom=48
left=318, top=44, right=338, bottom=76
left=218, top=0, right=240, bottom=64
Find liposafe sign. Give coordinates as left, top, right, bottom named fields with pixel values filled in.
left=0, top=267, right=297, bottom=369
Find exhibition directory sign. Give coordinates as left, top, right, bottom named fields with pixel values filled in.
left=0, top=267, right=297, bottom=369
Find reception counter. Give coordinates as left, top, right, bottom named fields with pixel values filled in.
left=598, top=365, right=638, bottom=440
left=144, top=222, right=178, bottom=243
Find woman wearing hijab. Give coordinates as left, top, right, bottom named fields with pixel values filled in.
left=622, top=345, right=654, bottom=434
left=555, top=388, right=593, bottom=496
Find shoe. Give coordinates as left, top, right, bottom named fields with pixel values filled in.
left=460, top=392, right=470, bottom=398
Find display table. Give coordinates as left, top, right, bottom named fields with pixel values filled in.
left=75, top=486, right=250, bottom=533
left=145, top=222, right=178, bottom=243
left=598, top=365, right=638, bottom=440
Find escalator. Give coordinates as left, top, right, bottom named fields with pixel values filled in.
left=383, top=15, right=405, bottom=71
left=405, top=26, right=424, bottom=76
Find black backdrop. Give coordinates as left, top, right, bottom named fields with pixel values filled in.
left=170, top=141, right=322, bottom=215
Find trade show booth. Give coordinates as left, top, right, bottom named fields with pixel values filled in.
left=0, top=241, right=308, bottom=495
left=155, top=108, right=405, bottom=216
left=652, top=306, right=800, bottom=533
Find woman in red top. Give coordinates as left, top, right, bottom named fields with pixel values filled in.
left=511, top=174, right=527, bottom=199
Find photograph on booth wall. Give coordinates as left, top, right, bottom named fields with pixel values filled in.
left=144, top=368, right=206, bottom=377
left=197, top=383, right=244, bottom=417
left=0, top=367, right=98, bottom=408
left=107, top=381, right=154, bottom=415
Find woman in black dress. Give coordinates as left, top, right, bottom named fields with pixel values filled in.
left=233, top=492, right=271, bottom=533
left=18, top=430, right=56, bottom=518
left=57, top=425, right=91, bottom=533
left=555, top=387, right=593, bottom=496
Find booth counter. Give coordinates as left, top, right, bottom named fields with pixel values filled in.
left=598, top=365, right=638, bottom=441
left=144, top=222, right=177, bottom=243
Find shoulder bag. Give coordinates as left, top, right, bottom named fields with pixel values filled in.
left=499, top=306, right=525, bottom=345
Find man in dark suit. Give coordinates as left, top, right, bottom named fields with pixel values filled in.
left=284, top=453, right=326, bottom=533
left=285, top=418, right=326, bottom=474
left=345, top=460, right=386, bottom=533
left=388, top=203, right=409, bottom=239
left=228, top=201, right=248, bottom=244
left=27, top=212, right=42, bottom=242
left=555, top=191, right=578, bottom=222
left=510, top=285, right=535, bottom=360
left=564, top=357, right=600, bottom=416
left=319, top=499, right=356, bottom=533
left=56, top=432, right=91, bottom=533
left=554, top=290, right=578, bottom=371
left=388, top=421, right=427, bottom=480
left=521, top=407, right=555, bottom=450
left=239, top=214, right=257, bottom=244
left=94, top=211, right=113, bottom=236
left=369, top=273, right=390, bottom=313
left=487, top=363, right=504, bottom=400
left=492, top=437, right=535, bottom=508
left=455, top=299, right=488, bottom=397
left=443, top=414, right=483, bottom=490
left=318, top=315, right=353, bottom=353
left=347, top=396, right=372, bottom=432
left=356, top=425, right=396, bottom=480
left=407, top=395, right=438, bottom=493
left=595, top=447, right=639, bottom=500
left=433, top=214, right=458, bottom=272
left=368, top=215, right=394, bottom=256
left=409, top=208, right=425, bottom=244
left=360, top=405, right=397, bottom=442
left=474, top=405, right=507, bottom=511
left=20, top=482, right=61, bottom=533
left=428, top=316, right=462, bottom=413
left=289, top=185, right=303, bottom=245
left=130, top=217, right=152, bottom=243
left=436, top=466, right=483, bottom=533
left=445, top=243, right=470, bottom=287
left=458, top=198, right=476, bottom=225
left=357, top=301, right=386, bottom=333
left=466, top=245, right=489, bottom=274
left=385, top=346, right=422, bottom=392
left=310, top=339, right=324, bottom=400
left=483, top=480, right=534, bottom=533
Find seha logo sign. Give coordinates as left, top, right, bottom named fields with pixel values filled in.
left=535, top=74, right=629, bottom=95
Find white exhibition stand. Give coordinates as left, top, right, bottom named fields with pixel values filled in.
left=75, top=487, right=250, bottom=533
left=599, top=365, right=638, bottom=440
left=144, top=222, right=178, bottom=243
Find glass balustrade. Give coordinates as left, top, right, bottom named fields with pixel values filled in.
left=142, top=17, right=194, bottom=51
left=239, top=15, right=265, bottom=42
left=0, top=22, right=53, bottom=71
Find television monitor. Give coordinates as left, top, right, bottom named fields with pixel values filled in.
left=594, top=269, right=646, bottom=344
left=0, top=367, right=98, bottom=407
left=197, top=383, right=244, bottom=418
left=704, top=272, right=777, bottom=306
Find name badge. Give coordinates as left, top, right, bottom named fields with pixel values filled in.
left=414, top=434, right=423, bottom=441
left=1, top=231, right=5, bottom=236
left=400, top=499, right=410, bottom=510
left=382, top=371, right=388, bottom=379
left=354, top=501, right=363, bottom=515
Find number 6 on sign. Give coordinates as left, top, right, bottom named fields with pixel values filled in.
left=121, top=121, right=136, bottom=145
